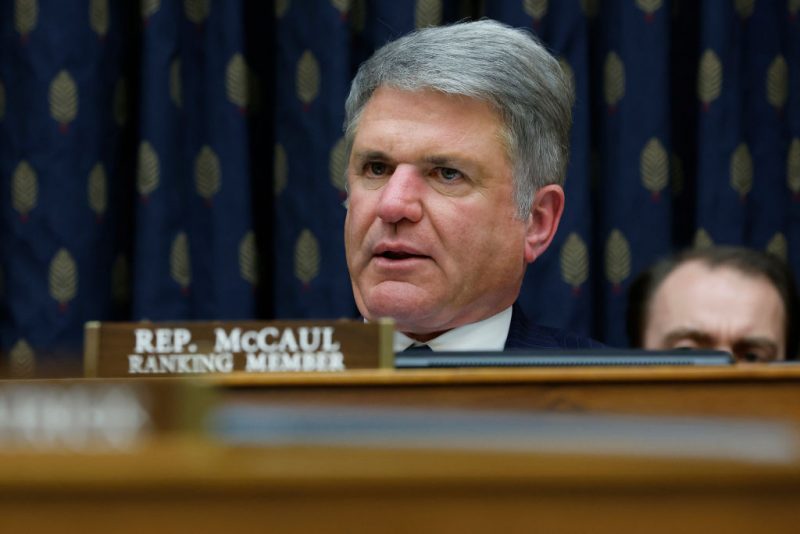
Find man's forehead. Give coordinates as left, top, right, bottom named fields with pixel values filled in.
left=651, top=260, right=787, bottom=336
left=360, top=86, right=501, bottom=122
left=660, top=260, right=778, bottom=299
left=352, top=88, right=508, bottom=154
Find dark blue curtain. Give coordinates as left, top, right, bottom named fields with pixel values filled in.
left=1, top=0, right=798, bottom=373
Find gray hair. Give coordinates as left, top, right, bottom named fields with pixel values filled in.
left=343, top=19, right=575, bottom=218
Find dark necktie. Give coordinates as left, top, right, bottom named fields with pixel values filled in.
left=403, top=344, right=433, bottom=353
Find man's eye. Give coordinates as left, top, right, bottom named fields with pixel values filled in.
left=366, top=162, right=388, bottom=177
left=735, top=350, right=774, bottom=363
left=436, top=167, right=463, bottom=182
left=741, top=352, right=761, bottom=363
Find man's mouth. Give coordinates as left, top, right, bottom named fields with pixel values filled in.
left=373, top=242, right=430, bottom=262
left=377, top=251, right=428, bottom=260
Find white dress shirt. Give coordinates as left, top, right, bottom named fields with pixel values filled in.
left=394, top=306, right=513, bottom=352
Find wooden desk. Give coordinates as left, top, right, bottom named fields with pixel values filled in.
left=210, top=365, right=800, bottom=422
left=2, top=440, right=800, bottom=534
left=3, top=367, right=800, bottom=532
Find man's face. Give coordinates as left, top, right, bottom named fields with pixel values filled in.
left=643, top=260, right=786, bottom=361
left=344, top=87, right=533, bottom=339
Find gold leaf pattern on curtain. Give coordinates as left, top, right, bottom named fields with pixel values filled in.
left=184, top=0, right=210, bottom=24
left=523, top=0, right=548, bottom=20
left=49, top=70, right=78, bottom=132
left=239, top=231, right=259, bottom=286
left=329, top=136, right=347, bottom=192
left=137, top=141, right=160, bottom=198
left=294, top=229, right=320, bottom=286
left=331, top=0, right=350, bottom=15
left=766, top=233, right=787, bottom=262
left=226, top=53, right=252, bottom=112
left=170, top=232, right=192, bottom=291
left=635, top=0, right=662, bottom=15
left=296, top=51, right=320, bottom=107
left=9, top=339, right=35, bottom=378
left=12, top=160, right=37, bottom=221
left=415, top=0, right=442, bottom=28
left=604, top=52, right=625, bottom=112
left=14, top=0, right=38, bottom=39
left=49, top=248, right=78, bottom=310
left=698, top=49, right=722, bottom=111
left=693, top=228, right=714, bottom=249
left=766, top=55, right=788, bottom=111
left=604, top=229, right=631, bottom=289
left=558, top=58, right=575, bottom=93
left=560, top=233, right=589, bottom=293
left=788, top=138, right=800, bottom=195
left=88, top=162, right=107, bottom=220
left=89, top=0, right=110, bottom=38
left=640, top=138, right=668, bottom=199
left=142, top=0, right=160, bottom=19
left=195, top=145, right=222, bottom=202
left=730, top=143, right=753, bottom=198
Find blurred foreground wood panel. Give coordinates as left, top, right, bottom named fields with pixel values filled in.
left=2, top=442, right=800, bottom=534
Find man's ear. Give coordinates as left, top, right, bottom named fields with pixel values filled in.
left=524, top=184, right=565, bottom=264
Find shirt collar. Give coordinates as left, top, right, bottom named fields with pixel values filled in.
left=393, top=306, right=513, bottom=352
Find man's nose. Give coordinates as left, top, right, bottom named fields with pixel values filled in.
left=376, top=164, right=424, bottom=224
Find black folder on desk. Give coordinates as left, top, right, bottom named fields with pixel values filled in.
left=394, top=349, right=734, bottom=369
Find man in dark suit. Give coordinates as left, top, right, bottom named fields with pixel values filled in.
left=342, top=20, right=600, bottom=351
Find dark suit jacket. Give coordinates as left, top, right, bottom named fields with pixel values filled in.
left=505, top=303, right=604, bottom=350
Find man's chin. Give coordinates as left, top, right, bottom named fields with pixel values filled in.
left=359, top=283, right=438, bottom=324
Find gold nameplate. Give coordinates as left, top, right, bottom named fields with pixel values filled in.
left=84, top=319, right=395, bottom=377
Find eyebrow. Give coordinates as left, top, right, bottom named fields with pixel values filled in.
left=662, top=329, right=781, bottom=356
left=662, top=328, right=715, bottom=347
left=421, top=155, right=467, bottom=167
left=350, top=150, right=392, bottom=163
left=731, top=338, right=779, bottom=355
left=352, top=150, right=470, bottom=167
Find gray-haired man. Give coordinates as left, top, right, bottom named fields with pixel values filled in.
left=342, top=20, right=601, bottom=352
